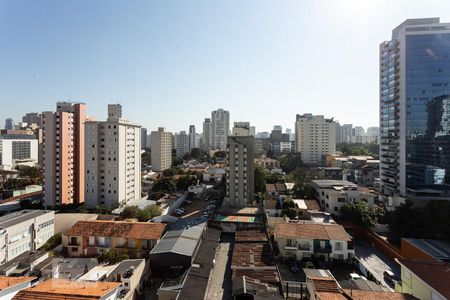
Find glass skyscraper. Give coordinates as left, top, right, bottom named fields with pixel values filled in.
left=380, top=18, right=450, bottom=202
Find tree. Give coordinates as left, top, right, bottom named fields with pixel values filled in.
left=120, top=204, right=162, bottom=222
left=142, top=150, right=151, bottom=166
left=176, top=175, right=196, bottom=191
left=254, top=165, right=267, bottom=193
left=340, top=201, right=375, bottom=228
left=172, top=157, right=183, bottom=166
left=279, top=153, right=303, bottom=173
left=16, top=165, right=43, bottom=185
left=40, top=233, right=62, bottom=251
left=190, top=148, right=202, bottom=159
left=162, top=168, right=175, bottom=177
left=151, top=177, right=176, bottom=193
left=213, top=151, right=227, bottom=159
left=98, top=249, right=129, bottom=264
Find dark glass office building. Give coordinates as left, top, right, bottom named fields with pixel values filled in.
left=380, top=18, right=450, bottom=202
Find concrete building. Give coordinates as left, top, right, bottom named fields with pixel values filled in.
left=151, top=127, right=172, bottom=172
left=84, top=104, right=141, bottom=208
left=232, top=122, right=250, bottom=136
left=380, top=18, right=450, bottom=203
left=211, top=108, right=230, bottom=151
left=141, top=127, right=147, bottom=149
left=42, top=102, right=86, bottom=208
left=224, top=123, right=254, bottom=208
left=174, top=131, right=189, bottom=158
left=274, top=223, right=354, bottom=262
left=342, top=124, right=353, bottom=143
left=365, top=126, right=379, bottom=144
left=352, top=126, right=365, bottom=143
left=202, top=118, right=211, bottom=151
left=0, top=210, right=54, bottom=265
left=4, top=118, right=14, bottom=130
left=295, top=113, right=336, bottom=165
left=22, top=113, right=41, bottom=127
left=188, top=125, right=196, bottom=151
left=0, top=130, right=38, bottom=171
left=335, top=122, right=343, bottom=144
left=312, top=180, right=378, bottom=215
left=250, top=126, right=256, bottom=137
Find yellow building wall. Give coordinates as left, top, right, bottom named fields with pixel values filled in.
left=397, top=266, right=443, bottom=300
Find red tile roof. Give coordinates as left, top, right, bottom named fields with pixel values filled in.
left=65, top=220, right=166, bottom=240
left=398, top=259, right=450, bottom=298
left=275, top=223, right=352, bottom=241
left=235, top=229, right=268, bottom=243
left=310, top=277, right=340, bottom=293
left=0, top=276, right=35, bottom=291
left=13, top=279, right=121, bottom=300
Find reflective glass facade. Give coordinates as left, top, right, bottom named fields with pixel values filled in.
left=405, top=34, right=450, bottom=188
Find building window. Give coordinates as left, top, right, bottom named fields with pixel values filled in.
left=89, top=236, right=95, bottom=246
left=286, top=239, right=292, bottom=246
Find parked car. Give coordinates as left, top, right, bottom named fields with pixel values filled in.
left=349, top=273, right=361, bottom=280
left=383, top=270, right=396, bottom=285
left=288, top=258, right=300, bottom=273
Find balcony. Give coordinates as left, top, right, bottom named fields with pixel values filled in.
left=314, top=245, right=332, bottom=253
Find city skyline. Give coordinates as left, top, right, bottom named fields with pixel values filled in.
left=3, top=1, right=450, bottom=132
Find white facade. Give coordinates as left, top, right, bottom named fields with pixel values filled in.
left=0, top=134, right=38, bottom=171
left=151, top=128, right=173, bottom=172
left=295, top=114, right=336, bottom=165
left=188, top=125, right=196, bottom=151
left=0, top=210, right=54, bottom=265
left=84, top=104, right=141, bottom=208
left=211, top=109, right=230, bottom=151
left=174, top=131, right=189, bottom=158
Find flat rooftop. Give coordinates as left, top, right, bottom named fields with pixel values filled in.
left=0, top=210, right=52, bottom=229
left=0, top=276, right=35, bottom=290
left=312, top=179, right=357, bottom=188
left=404, top=238, right=450, bottom=261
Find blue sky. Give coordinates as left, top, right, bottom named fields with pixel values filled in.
left=1, top=0, right=450, bottom=133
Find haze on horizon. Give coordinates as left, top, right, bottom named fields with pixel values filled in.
left=1, top=0, right=450, bottom=133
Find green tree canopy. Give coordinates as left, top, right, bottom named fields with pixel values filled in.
left=340, top=201, right=375, bottom=228
left=98, top=249, right=129, bottom=264
left=254, top=165, right=267, bottom=193
left=120, top=204, right=162, bottom=222
left=152, top=177, right=176, bottom=193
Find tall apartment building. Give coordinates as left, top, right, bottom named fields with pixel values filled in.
left=4, top=118, right=14, bottom=130
left=211, top=108, right=230, bottom=151
left=0, top=210, right=54, bottom=265
left=224, top=123, right=254, bottom=208
left=335, top=122, right=344, bottom=144
left=352, top=126, right=365, bottom=143
left=0, top=130, right=38, bottom=171
left=84, top=105, right=141, bottom=208
left=295, top=113, right=336, bottom=165
left=22, top=113, right=41, bottom=126
left=365, top=127, right=379, bottom=144
left=151, top=127, right=172, bottom=172
left=42, top=102, right=86, bottom=208
left=202, top=118, right=211, bottom=151
left=380, top=18, right=450, bottom=202
left=174, top=131, right=189, bottom=158
left=342, top=124, right=353, bottom=143
left=141, top=127, right=147, bottom=149
left=188, top=125, right=196, bottom=151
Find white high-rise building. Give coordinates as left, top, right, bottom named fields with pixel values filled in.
left=224, top=123, right=254, bottom=208
left=211, top=108, right=230, bottom=151
left=0, top=130, right=38, bottom=171
left=174, top=131, right=189, bottom=158
left=352, top=126, right=365, bottom=143
left=342, top=124, right=353, bottom=143
left=84, top=104, right=141, bottom=208
left=151, top=127, right=173, bottom=172
left=295, top=113, right=336, bottom=165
